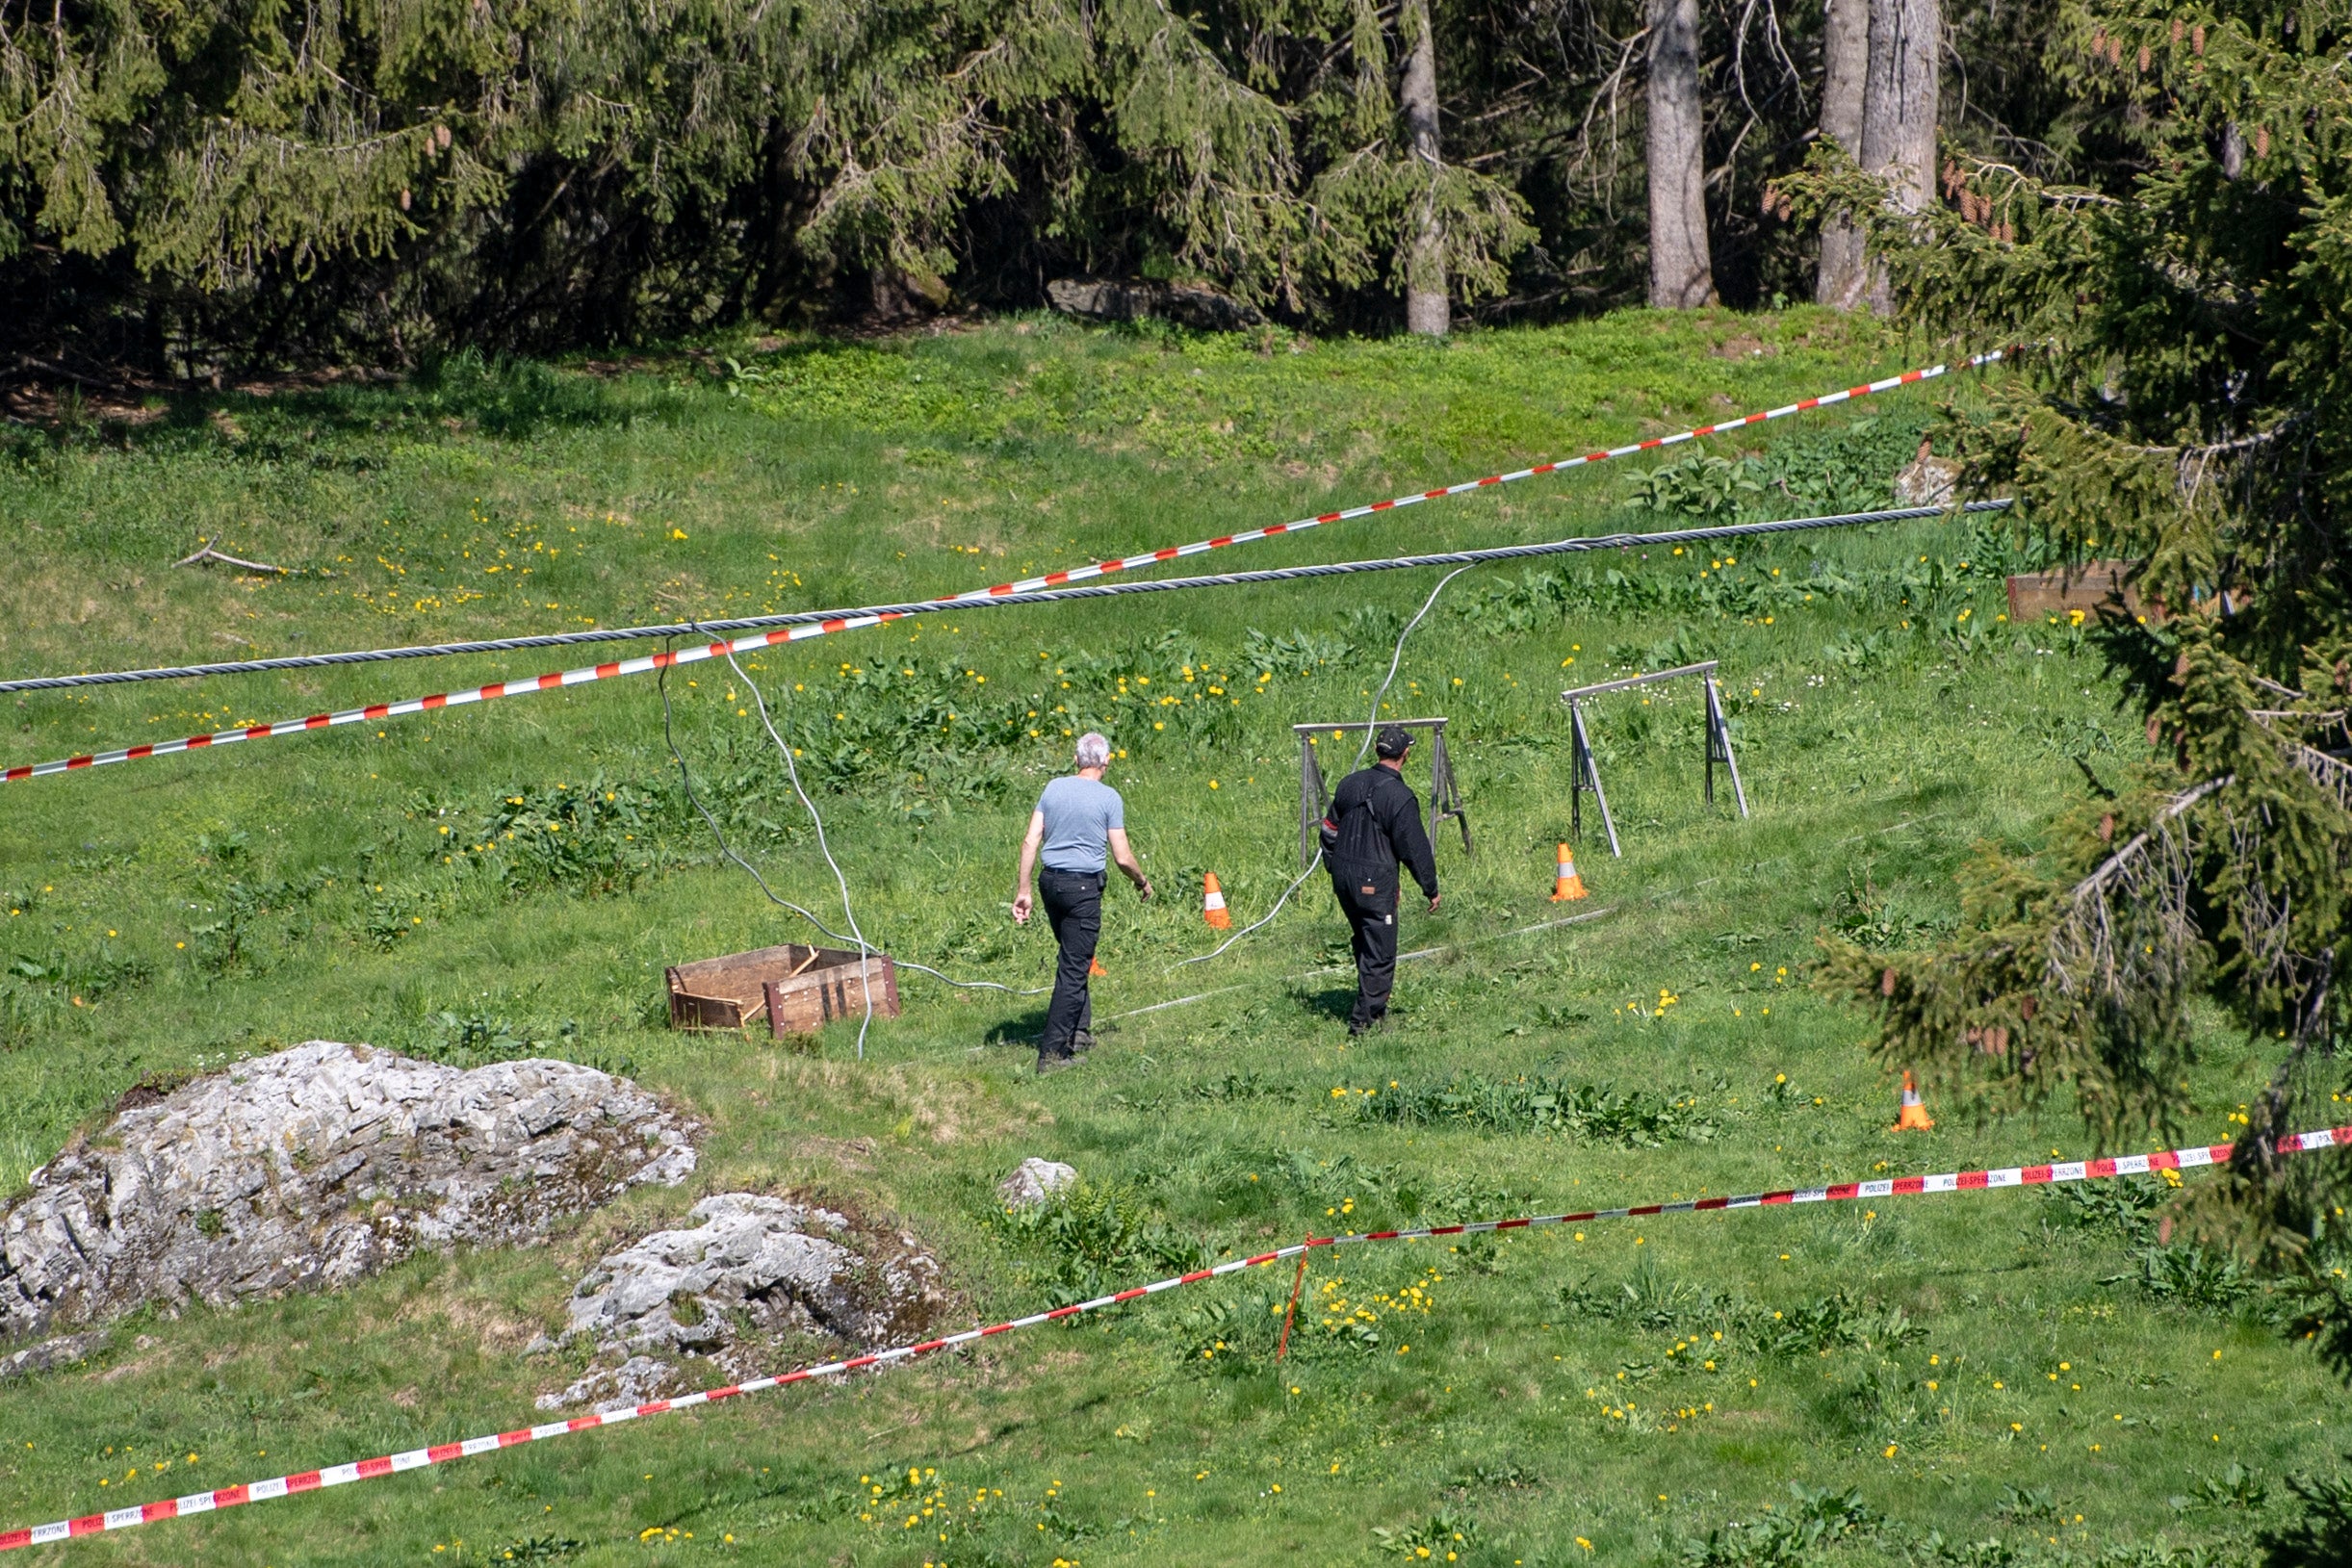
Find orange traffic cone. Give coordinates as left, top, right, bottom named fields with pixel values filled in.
left=1202, top=872, right=1233, bottom=930
left=1894, top=1070, right=1934, bottom=1130
left=1549, top=843, right=1590, bottom=902
left=1089, top=955, right=1107, bottom=978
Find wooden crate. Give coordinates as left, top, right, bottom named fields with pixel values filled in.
left=2005, top=561, right=2147, bottom=624
left=666, top=943, right=901, bottom=1037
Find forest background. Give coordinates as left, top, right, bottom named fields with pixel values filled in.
left=7, top=0, right=2080, bottom=370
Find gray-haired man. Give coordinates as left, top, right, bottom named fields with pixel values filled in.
left=1013, top=733, right=1151, bottom=1072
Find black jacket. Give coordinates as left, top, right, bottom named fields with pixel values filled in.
left=1324, top=764, right=1439, bottom=900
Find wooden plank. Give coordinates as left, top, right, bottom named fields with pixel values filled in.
left=669, top=990, right=746, bottom=1031
left=669, top=943, right=900, bottom=1033
left=2005, top=562, right=2145, bottom=623
left=767, top=952, right=900, bottom=1037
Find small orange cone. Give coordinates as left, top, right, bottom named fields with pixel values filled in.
left=1894, top=1070, right=1934, bottom=1130
left=1202, top=872, right=1232, bottom=930
left=1089, top=955, right=1107, bottom=978
left=1549, top=843, right=1589, bottom=902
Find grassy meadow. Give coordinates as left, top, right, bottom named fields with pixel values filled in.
left=0, top=309, right=2339, bottom=1566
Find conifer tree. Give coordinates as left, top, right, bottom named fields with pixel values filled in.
left=1785, top=0, right=2352, bottom=1449
left=1816, top=0, right=1872, bottom=306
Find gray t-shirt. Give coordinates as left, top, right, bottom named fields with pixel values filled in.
left=1036, top=775, right=1125, bottom=873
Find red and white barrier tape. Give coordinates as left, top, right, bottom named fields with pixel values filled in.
left=883, top=351, right=2001, bottom=603
left=2, top=351, right=2001, bottom=785
left=5, top=1115, right=2337, bottom=1554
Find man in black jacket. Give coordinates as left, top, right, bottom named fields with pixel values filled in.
left=1322, top=725, right=1440, bottom=1035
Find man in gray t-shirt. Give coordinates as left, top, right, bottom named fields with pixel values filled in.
left=1013, top=732, right=1151, bottom=1071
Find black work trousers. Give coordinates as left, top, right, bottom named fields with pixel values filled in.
left=1331, top=869, right=1399, bottom=1031
left=1038, top=867, right=1103, bottom=1060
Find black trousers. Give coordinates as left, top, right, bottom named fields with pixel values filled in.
left=1331, top=869, right=1399, bottom=1030
left=1038, top=867, right=1103, bottom=1059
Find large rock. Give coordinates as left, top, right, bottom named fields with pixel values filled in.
left=537, top=1193, right=946, bottom=1411
left=0, top=1041, right=698, bottom=1345
left=1047, top=277, right=1265, bottom=332
left=562, top=1193, right=942, bottom=1351
left=996, top=1156, right=1076, bottom=1208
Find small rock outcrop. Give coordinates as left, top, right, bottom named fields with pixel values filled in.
left=997, top=1157, right=1076, bottom=1209
left=0, top=1041, right=698, bottom=1346
left=1894, top=441, right=1961, bottom=507
left=537, top=1193, right=947, bottom=1411
left=1047, top=277, right=1266, bottom=333
left=0, top=1330, right=103, bottom=1381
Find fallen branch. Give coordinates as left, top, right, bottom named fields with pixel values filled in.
left=174, top=544, right=292, bottom=575
left=2045, top=773, right=2234, bottom=1005
left=2066, top=773, right=2236, bottom=905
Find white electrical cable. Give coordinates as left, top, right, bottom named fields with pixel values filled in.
left=720, top=646, right=880, bottom=1059
left=1174, top=563, right=1479, bottom=969
left=656, top=655, right=857, bottom=945
left=655, top=639, right=1048, bottom=1054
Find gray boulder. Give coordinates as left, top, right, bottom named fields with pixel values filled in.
left=537, top=1193, right=946, bottom=1410
left=1047, top=277, right=1265, bottom=332
left=0, top=1330, right=103, bottom=1380
left=0, top=1041, right=698, bottom=1345
left=1894, top=442, right=1961, bottom=507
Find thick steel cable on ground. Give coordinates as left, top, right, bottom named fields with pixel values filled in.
left=2, top=501, right=2013, bottom=785
left=0, top=351, right=2007, bottom=696
left=7, top=1118, right=2339, bottom=1554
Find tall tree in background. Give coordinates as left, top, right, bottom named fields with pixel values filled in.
left=1644, top=0, right=1715, bottom=305
left=1797, top=5, right=2352, bottom=1550
left=0, top=0, right=2123, bottom=355
left=1399, top=0, right=1452, bottom=335
left=1815, top=0, right=1871, bottom=307
left=1856, top=0, right=1939, bottom=309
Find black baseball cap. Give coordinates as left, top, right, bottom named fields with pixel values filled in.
left=1375, top=725, right=1412, bottom=758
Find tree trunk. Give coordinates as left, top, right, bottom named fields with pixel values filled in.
left=1858, top=0, right=1939, bottom=312
left=1815, top=0, right=1870, bottom=309
left=1399, top=0, right=1449, bottom=336
left=1645, top=0, right=1714, bottom=308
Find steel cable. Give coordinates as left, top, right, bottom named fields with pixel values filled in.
left=0, top=501, right=2010, bottom=695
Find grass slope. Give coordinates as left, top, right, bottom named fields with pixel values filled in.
left=0, top=310, right=2337, bottom=1567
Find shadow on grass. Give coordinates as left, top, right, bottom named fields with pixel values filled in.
left=1296, top=985, right=1358, bottom=1023
left=985, top=1010, right=1048, bottom=1047
left=0, top=346, right=699, bottom=464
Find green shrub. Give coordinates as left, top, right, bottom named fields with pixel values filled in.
left=1361, top=1071, right=1719, bottom=1146
left=995, top=1184, right=1204, bottom=1304
left=468, top=775, right=661, bottom=894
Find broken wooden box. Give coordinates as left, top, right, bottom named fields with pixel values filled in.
left=2004, top=561, right=2149, bottom=623
left=666, top=943, right=900, bottom=1037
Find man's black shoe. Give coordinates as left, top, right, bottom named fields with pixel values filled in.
left=1036, top=1052, right=1080, bottom=1076
left=1073, top=1030, right=1098, bottom=1054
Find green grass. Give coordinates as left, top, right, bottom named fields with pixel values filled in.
left=0, top=308, right=2338, bottom=1567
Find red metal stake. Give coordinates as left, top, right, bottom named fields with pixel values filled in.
left=1276, top=1241, right=1312, bottom=1360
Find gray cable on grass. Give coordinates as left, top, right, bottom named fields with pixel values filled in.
left=0, top=502, right=2012, bottom=693
left=657, top=643, right=862, bottom=949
